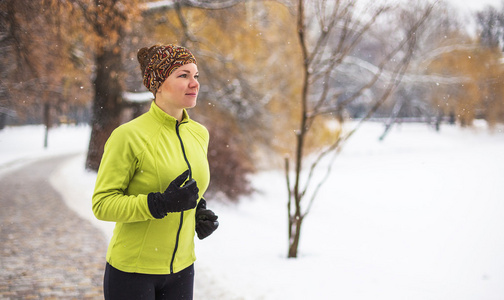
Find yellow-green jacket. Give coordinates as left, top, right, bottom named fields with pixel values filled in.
left=92, top=101, right=210, bottom=275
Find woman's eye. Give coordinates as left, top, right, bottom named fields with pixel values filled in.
left=177, top=73, right=198, bottom=79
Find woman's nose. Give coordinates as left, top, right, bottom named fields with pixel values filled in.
left=189, top=78, right=199, bottom=88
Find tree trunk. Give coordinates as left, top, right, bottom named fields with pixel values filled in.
left=43, top=102, right=51, bottom=148
left=286, top=0, right=309, bottom=259
left=288, top=212, right=303, bottom=258
left=0, top=114, right=6, bottom=130
left=85, top=46, right=123, bottom=171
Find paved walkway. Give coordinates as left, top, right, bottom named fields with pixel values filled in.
left=0, top=156, right=108, bottom=299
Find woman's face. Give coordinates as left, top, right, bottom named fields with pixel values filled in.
left=156, top=63, right=199, bottom=118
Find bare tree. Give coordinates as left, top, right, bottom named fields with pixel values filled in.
left=73, top=0, right=133, bottom=171
left=285, top=0, right=435, bottom=258
left=477, top=4, right=504, bottom=50
left=475, top=4, right=504, bottom=127
left=0, top=0, right=85, bottom=139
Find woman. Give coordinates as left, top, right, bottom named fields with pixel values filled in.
left=92, top=44, right=219, bottom=300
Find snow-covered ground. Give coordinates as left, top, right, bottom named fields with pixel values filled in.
left=1, top=121, right=504, bottom=300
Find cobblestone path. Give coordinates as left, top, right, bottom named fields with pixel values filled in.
left=0, top=156, right=107, bottom=299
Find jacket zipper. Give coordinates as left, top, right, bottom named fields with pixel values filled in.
left=170, top=120, right=192, bottom=274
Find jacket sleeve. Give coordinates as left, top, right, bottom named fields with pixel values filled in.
left=92, top=127, right=155, bottom=223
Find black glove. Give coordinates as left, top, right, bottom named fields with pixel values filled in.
left=148, top=170, right=199, bottom=219
left=195, top=198, right=219, bottom=239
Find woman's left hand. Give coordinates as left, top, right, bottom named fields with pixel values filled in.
left=195, top=199, right=219, bottom=239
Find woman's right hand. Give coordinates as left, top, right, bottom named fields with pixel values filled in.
left=147, top=170, right=199, bottom=218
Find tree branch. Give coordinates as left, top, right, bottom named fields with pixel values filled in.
left=141, top=0, right=247, bottom=14
left=301, top=2, right=435, bottom=210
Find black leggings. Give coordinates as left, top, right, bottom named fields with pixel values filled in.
left=103, top=263, right=194, bottom=300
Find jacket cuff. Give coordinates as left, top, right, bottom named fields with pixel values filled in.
left=147, top=192, right=165, bottom=219
left=196, top=198, right=207, bottom=211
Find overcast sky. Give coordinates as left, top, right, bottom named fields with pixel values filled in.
left=446, top=0, right=502, bottom=12
left=440, top=0, right=502, bottom=34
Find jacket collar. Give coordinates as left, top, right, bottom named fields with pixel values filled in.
left=149, top=101, right=190, bottom=125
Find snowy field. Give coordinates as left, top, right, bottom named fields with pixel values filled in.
left=1, top=121, right=504, bottom=300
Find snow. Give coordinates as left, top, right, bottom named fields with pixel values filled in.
left=123, top=91, right=153, bottom=103
left=1, top=121, right=504, bottom=299
left=0, top=125, right=91, bottom=177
